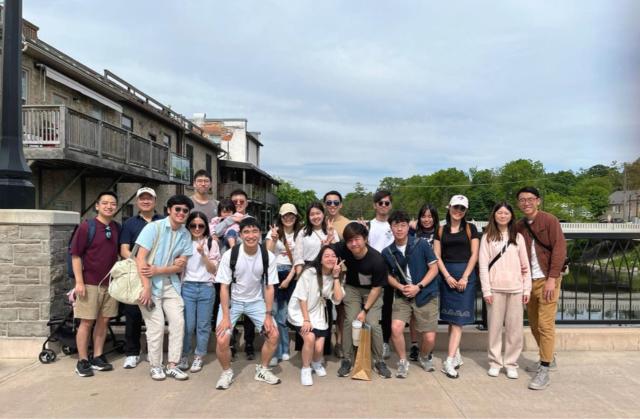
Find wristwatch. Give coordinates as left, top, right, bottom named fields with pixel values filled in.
left=363, top=306, right=370, bottom=314
left=418, top=283, right=425, bottom=290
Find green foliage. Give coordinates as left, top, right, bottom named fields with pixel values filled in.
left=274, top=178, right=318, bottom=215
left=496, top=159, right=545, bottom=201
left=342, top=182, right=374, bottom=219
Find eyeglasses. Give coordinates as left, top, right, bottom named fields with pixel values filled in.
left=105, top=226, right=112, bottom=240
left=376, top=200, right=391, bottom=207
left=189, top=223, right=205, bottom=230
left=452, top=205, right=467, bottom=212
left=174, top=207, right=190, bottom=214
left=325, top=200, right=341, bottom=207
left=232, top=199, right=246, bottom=205
left=518, top=197, right=538, bottom=204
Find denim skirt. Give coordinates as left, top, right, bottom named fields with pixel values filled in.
left=439, top=262, right=477, bottom=325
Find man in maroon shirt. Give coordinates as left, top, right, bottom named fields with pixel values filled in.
left=71, top=191, right=120, bottom=377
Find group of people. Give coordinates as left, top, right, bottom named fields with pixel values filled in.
left=69, top=168, right=566, bottom=392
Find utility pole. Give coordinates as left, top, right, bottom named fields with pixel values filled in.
left=622, top=163, right=628, bottom=222
left=0, top=0, right=35, bottom=209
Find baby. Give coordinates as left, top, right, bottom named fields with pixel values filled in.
left=209, top=199, right=241, bottom=252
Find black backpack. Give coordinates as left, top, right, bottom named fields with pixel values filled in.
left=67, top=219, right=97, bottom=279
left=229, top=243, right=270, bottom=286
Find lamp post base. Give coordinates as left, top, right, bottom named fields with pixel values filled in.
left=0, top=178, right=35, bottom=209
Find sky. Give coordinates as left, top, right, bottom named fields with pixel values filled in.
left=23, top=0, right=640, bottom=195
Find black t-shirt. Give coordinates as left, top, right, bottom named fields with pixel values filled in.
left=333, top=242, right=387, bottom=289
left=435, top=223, right=480, bottom=263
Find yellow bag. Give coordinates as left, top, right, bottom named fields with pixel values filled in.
left=351, top=324, right=372, bottom=381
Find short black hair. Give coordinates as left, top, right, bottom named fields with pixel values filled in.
left=516, top=186, right=540, bottom=199
left=239, top=216, right=260, bottom=232
left=230, top=189, right=248, bottom=200
left=373, top=189, right=392, bottom=203
left=343, top=221, right=368, bottom=242
left=192, top=169, right=212, bottom=181
left=95, top=191, right=118, bottom=203
left=218, top=198, right=236, bottom=215
left=323, top=190, right=342, bottom=202
left=166, top=194, right=194, bottom=210
left=388, top=210, right=410, bottom=225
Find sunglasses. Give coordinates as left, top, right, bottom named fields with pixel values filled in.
left=325, top=200, right=341, bottom=207
left=174, top=207, right=190, bottom=214
left=452, top=205, right=467, bottom=212
left=189, top=223, right=205, bottom=230
left=105, top=226, right=112, bottom=240
left=232, top=199, right=246, bottom=205
left=376, top=200, right=391, bottom=207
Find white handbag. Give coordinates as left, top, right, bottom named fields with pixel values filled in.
left=108, top=222, right=161, bottom=304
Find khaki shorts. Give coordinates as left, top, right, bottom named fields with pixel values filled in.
left=74, top=285, right=118, bottom=320
left=392, top=296, right=439, bottom=333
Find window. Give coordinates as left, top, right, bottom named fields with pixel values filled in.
left=149, top=133, right=157, bottom=143
left=206, top=153, right=212, bottom=179
left=186, top=144, right=194, bottom=183
left=89, top=103, right=103, bottom=120
left=162, top=133, right=171, bottom=147
left=21, top=69, right=28, bottom=104
left=121, top=114, right=133, bottom=131
left=52, top=93, right=68, bottom=105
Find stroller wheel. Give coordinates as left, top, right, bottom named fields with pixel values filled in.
left=115, top=342, right=126, bottom=354
left=39, top=349, right=56, bottom=364
left=61, top=345, right=76, bottom=355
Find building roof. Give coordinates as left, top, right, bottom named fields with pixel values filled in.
left=609, top=190, right=640, bottom=204
left=219, top=160, right=279, bottom=185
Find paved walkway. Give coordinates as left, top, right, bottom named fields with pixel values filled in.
left=1, top=350, right=639, bottom=418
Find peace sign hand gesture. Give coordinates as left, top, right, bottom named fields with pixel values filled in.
left=269, top=224, right=279, bottom=241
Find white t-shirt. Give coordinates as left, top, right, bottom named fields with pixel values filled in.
left=287, top=267, right=344, bottom=330
left=293, top=229, right=338, bottom=266
left=266, top=231, right=296, bottom=266
left=183, top=240, right=220, bottom=283
left=368, top=218, right=394, bottom=253
left=215, top=245, right=279, bottom=302
left=530, top=240, right=545, bottom=279
left=395, top=244, right=413, bottom=284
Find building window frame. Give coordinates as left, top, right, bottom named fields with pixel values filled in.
left=21, top=68, right=29, bottom=105
left=121, top=114, right=134, bottom=131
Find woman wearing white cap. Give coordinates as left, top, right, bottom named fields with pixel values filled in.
left=433, top=194, right=480, bottom=379
left=266, top=203, right=302, bottom=366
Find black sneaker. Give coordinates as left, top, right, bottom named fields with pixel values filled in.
left=409, top=345, right=419, bottom=362
left=245, top=344, right=255, bottom=361
left=337, top=359, right=352, bottom=377
left=90, top=354, right=113, bottom=371
left=75, top=359, right=94, bottom=377
left=374, top=361, right=392, bottom=379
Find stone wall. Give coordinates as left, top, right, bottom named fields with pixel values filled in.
left=0, top=210, right=78, bottom=347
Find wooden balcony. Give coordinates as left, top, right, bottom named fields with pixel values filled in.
left=22, top=105, right=190, bottom=185
left=219, top=182, right=278, bottom=207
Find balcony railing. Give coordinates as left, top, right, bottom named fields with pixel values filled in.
left=22, top=105, right=184, bottom=179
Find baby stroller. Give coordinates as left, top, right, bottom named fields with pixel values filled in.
left=39, top=297, right=125, bottom=364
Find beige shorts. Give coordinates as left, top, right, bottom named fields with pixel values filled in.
left=74, top=285, right=118, bottom=320
left=392, top=296, right=439, bottom=333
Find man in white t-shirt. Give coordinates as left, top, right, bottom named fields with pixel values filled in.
left=367, top=190, right=395, bottom=359
left=214, top=218, right=281, bottom=389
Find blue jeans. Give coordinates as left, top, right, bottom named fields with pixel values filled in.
left=274, top=267, right=293, bottom=358
left=182, top=281, right=215, bottom=357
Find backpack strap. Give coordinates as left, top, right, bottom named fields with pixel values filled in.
left=260, top=243, right=269, bottom=285
left=86, top=218, right=97, bottom=249
left=230, top=243, right=241, bottom=284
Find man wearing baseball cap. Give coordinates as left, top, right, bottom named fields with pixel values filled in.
left=119, top=187, right=163, bottom=369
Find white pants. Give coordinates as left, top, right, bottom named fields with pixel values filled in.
left=487, top=292, right=523, bottom=369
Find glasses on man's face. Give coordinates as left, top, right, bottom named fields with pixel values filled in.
left=376, top=200, right=391, bottom=207
left=174, top=207, right=190, bottom=214
left=452, top=205, right=467, bottom=212
left=518, top=197, right=538, bottom=204
left=195, top=179, right=210, bottom=185
left=105, top=226, right=112, bottom=240
left=232, top=199, right=246, bottom=205
left=189, top=223, right=205, bottom=230
left=325, top=200, right=340, bottom=207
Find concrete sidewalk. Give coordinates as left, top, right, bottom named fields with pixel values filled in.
left=1, top=350, right=639, bottom=418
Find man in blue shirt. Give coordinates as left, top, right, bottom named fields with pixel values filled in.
left=381, top=210, right=440, bottom=378
left=118, top=187, right=163, bottom=370
left=135, top=194, right=193, bottom=381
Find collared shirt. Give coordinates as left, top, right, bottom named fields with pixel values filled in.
left=135, top=218, right=193, bottom=296
left=382, top=237, right=439, bottom=299
left=119, top=213, right=164, bottom=249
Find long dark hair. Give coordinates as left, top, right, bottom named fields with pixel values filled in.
left=484, top=201, right=517, bottom=244
left=444, top=209, right=468, bottom=233
left=303, top=202, right=327, bottom=236
left=186, top=211, right=210, bottom=239
left=277, top=210, right=301, bottom=242
left=416, top=204, right=439, bottom=236
left=301, top=245, right=335, bottom=297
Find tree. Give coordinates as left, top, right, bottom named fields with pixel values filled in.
left=467, top=168, right=499, bottom=220
left=274, top=178, right=318, bottom=215
left=545, top=170, right=577, bottom=197
left=624, top=158, right=640, bottom=190
left=496, top=159, right=545, bottom=201
left=342, top=182, right=374, bottom=219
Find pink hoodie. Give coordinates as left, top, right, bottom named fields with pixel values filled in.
left=479, top=232, right=532, bottom=297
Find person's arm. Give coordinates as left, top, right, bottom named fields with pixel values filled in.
left=135, top=246, right=153, bottom=306
left=433, top=238, right=457, bottom=289
left=478, top=236, right=493, bottom=304
left=298, top=299, right=312, bottom=335
left=356, top=286, right=382, bottom=323
left=205, top=239, right=221, bottom=275
left=70, top=223, right=88, bottom=297
left=214, top=217, right=235, bottom=237
left=293, top=234, right=305, bottom=268
left=71, top=256, right=85, bottom=298
left=459, top=230, right=480, bottom=292
left=547, top=216, right=567, bottom=279
left=120, top=243, right=132, bottom=259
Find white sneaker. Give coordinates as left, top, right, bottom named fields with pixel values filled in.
left=441, top=357, right=458, bottom=379
left=255, top=365, right=281, bottom=385
left=281, top=353, right=290, bottom=361
left=506, top=367, right=519, bottom=379
left=123, top=355, right=140, bottom=369
left=487, top=367, right=501, bottom=377
left=216, top=369, right=234, bottom=390
left=311, top=361, right=327, bottom=377
left=382, top=343, right=391, bottom=360
left=454, top=349, right=464, bottom=369
left=177, top=356, right=189, bottom=371
left=190, top=357, right=203, bottom=373
left=166, top=366, right=189, bottom=381
left=150, top=366, right=166, bottom=381
left=269, top=357, right=279, bottom=367
left=301, top=367, right=313, bottom=386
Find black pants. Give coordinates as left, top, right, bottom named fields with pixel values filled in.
left=381, top=285, right=394, bottom=344
left=122, top=303, right=143, bottom=356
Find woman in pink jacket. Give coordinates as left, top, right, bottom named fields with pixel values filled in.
left=479, top=202, right=531, bottom=380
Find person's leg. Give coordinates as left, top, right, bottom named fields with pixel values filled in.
left=421, top=332, right=436, bottom=357
left=528, top=279, right=543, bottom=349
left=194, top=283, right=215, bottom=358
left=537, top=280, right=560, bottom=363
left=414, top=298, right=438, bottom=357
left=313, top=336, right=325, bottom=363
left=301, top=331, right=315, bottom=368
left=487, top=292, right=507, bottom=369
left=92, top=287, right=118, bottom=361
left=163, top=285, right=185, bottom=367
left=273, top=291, right=289, bottom=359
left=215, top=303, right=241, bottom=371
left=335, top=303, right=345, bottom=349
left=244, top=316, right=256, bottom=355
left=139, top=297, right=165, bottom=368
left=181, top=282, right=197, bottom=357
left=390, top=298, right=411, bottom=360
left=91, top=315, right=111, bottom=357
left=504, top=293, right=524, bottom=369
left=76, top=319, right=94, bottom=360
left=381, top=285, right=394, bottom=344
left=123, top=304, right=143, bottom=356
left=365, top=289, right=384, bottom=361
left=447, top=324, right=462, bottom=359
left=341, top=285, right=362, bottom=361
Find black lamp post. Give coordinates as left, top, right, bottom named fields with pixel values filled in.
left=0, top=0, right=35, bottom=209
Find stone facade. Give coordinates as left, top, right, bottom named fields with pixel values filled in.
left=0, top=210, right=78, bottom=341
